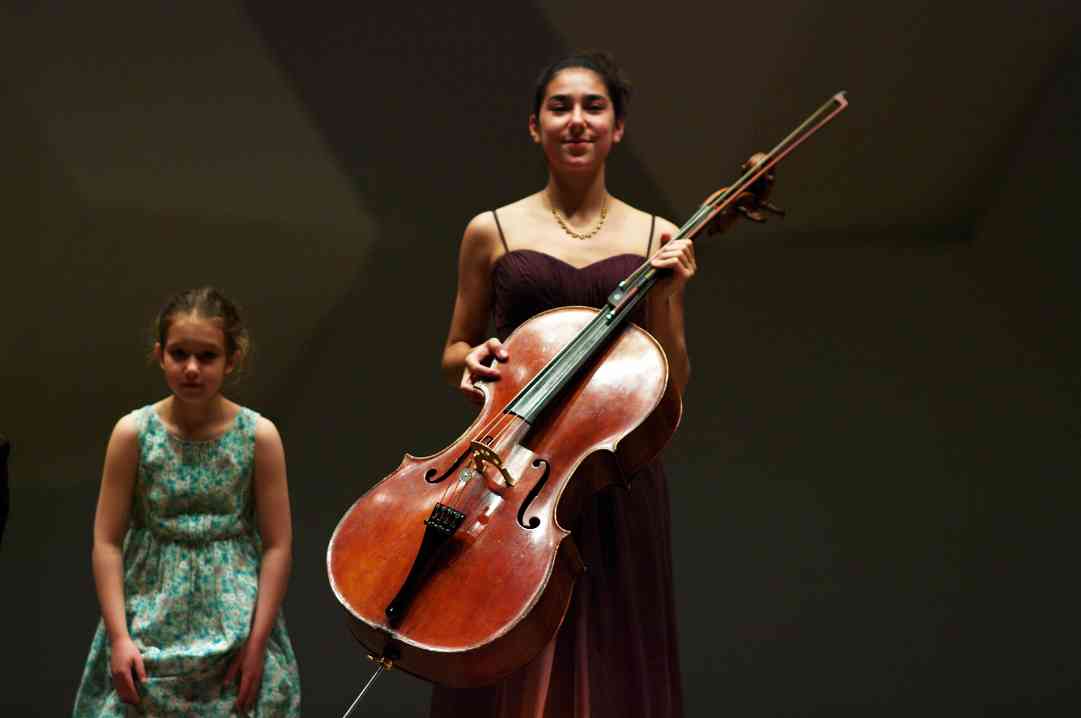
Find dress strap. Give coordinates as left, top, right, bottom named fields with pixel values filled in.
left=242, top=406, right=260, bottom=434
left=134, top=405, right=154, bottom=444
left=646, top=214, right=656, bottom=255
left=492, top=209, right=510, bottom=252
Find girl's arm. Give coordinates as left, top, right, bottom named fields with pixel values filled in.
left=226, top=416, right=293, bottom=712
left=92, top=414, right=147, bottom=704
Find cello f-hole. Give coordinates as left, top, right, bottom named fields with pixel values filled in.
left=424, top=447, right=470, bottom=484
left=516, top=458, right=551, bottom=530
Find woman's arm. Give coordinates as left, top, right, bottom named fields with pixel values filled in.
left=441, top=212, right=507, bottom=401
left=646, top=151, right=776, bottom=395
left=226, top=416, right=293, bottom=712
left=646, top=218, right=693, bottom=396
left=92, top=414, right=146, bottom=704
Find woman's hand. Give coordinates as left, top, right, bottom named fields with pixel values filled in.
left=460, top=337, right=509, bottom=405
left=651, top=234, right=697, bottom=300
left=109, top=635, right=146, bottom=705
left=225, top=639, right=266, bottom=714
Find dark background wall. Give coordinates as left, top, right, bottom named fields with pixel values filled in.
left=2, top=2, right=1079, bottom=715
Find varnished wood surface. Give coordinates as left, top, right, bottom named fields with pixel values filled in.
left=327, top=307, right=680, bottom=686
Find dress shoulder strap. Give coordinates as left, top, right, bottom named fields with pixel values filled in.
left=133, top=405, right=154, bottom=443
left=646, top=214, right=657, bottom=255
left=237, top=406, right=261, bottom=440
left=233, top=407, right=261, bottom=475
left=492, top=209, right=510, bottom=252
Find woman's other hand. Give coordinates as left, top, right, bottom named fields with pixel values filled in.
left=651, top=234, right=697, bottom=300
left=460, top=337, right=509, bottom=405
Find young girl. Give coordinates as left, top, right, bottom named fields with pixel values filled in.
left=74, top=287, right=301, bottom=716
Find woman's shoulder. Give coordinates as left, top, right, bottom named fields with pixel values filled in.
left=461, top=209, right=503, bottom=252
left=615, top=199, right=675, bottom=227
left=492, top=194, right=541, bottom=218
left=466, top=196, right=538, bottom=235
left=460, top=196, right=540, bottom=263
left=457, top=213, right=503, bottom=275
left=610, top=199, right=679, bottom=249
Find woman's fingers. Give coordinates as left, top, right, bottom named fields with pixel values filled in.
left=467, top=338, right=509, bottom=380
left=651, top=240, right=696, bottom=276
left=459, top=367, right=485, bottom=405
left=650, top=236, right=697, bottom=299
left=485, top=337, right=509, bottom=362
left=468, top=338, right=507, bottom=377
left=459, top=338, right=509, bottom=404
left=467, top=356, right=502, bottom=380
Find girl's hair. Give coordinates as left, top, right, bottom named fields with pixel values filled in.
left=151, top=287, right=251, bottom=371
left=531, top=50, right=633, bottom=121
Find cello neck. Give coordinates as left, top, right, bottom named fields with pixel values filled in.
left=504, top=277, right=653, bottom=423
left=504, top=92, right=849, bottom=424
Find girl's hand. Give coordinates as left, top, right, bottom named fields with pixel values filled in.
left=459, top=338, right=509, bottom=405
left=225, top=639, right=265, bottom=714
left=651, top=234, right=697, bottom=300
left=109, top=635, right=146, bottom=705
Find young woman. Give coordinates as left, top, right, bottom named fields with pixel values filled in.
left=434, top=50, right=763, bottom=718
left=74, top=287, right=301, bottom=717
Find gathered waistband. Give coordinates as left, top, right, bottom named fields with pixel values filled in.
left=127, top=525, right=256, bottom=546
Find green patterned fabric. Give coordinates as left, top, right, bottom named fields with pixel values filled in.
left=74, top=405, right=301, bottom=716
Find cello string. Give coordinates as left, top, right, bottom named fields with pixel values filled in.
left=433, top=413, right=513, bottom=513
left=461, top=90, right=840, bottom=505
left=470, top=404, right=516, bottom=447
left=443, top=414, right=526, bottom=517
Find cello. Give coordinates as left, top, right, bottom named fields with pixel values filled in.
left=327, top=92, right=848, bottom=692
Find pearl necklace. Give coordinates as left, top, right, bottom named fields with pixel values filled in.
left=551, top=199, right=609, bottom=240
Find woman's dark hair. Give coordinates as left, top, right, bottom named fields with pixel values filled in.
left=531, top=50, right=632, bottom=121
left=151, top=287, right=251, bottom=370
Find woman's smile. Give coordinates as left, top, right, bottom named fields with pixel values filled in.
left=530, top=67, right=624, bottom=171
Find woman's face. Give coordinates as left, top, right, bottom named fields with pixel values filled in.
left=529, top=68, right=624, bottom=173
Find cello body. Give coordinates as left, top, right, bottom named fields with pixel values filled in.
left=327, top=306, right=681, bottom=687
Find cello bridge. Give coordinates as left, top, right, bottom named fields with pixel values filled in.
left=469, top=441, right=517, bottom=487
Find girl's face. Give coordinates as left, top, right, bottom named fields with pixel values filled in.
left=529, top=68, right=624, bottom=172
left=155, top=314, right=235, bottom=405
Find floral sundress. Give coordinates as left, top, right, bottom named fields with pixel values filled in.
left=73, top=405, right=301, bottom=716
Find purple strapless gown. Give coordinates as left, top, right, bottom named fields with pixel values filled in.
left=430, top=247, right=684, bottom=718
